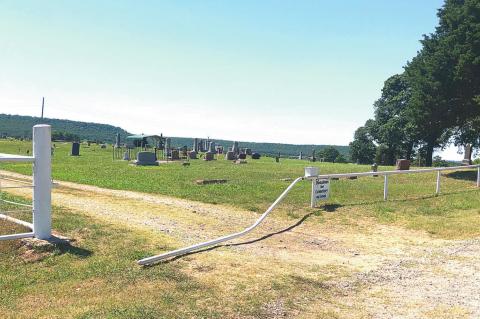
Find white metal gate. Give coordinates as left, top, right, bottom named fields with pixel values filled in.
left=0, top=124, right=52, bottom=241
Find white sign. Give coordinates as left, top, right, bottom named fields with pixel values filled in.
left=311, top=178, right=330, bottom=207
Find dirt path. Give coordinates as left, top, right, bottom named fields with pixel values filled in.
left=2, top=170, right=480, bottom=318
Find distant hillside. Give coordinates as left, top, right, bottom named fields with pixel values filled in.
left=0, top=113, right=349, bottom=157
left=0, top=114, right=130, bottom=142
left=168, top=137, right=349, bottom=158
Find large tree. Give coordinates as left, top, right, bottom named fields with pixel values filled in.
left=436, top=0, right=480, bottom=149
left=349, top=125, right=376, bottom=164
left=404, top=33, right=455, bottom=166
left=369, top=73, right=416, bottom=164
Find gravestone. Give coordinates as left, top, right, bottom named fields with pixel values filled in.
left=251, top=152, right=261, bottom=160
left=123, top=151, right=130, bottom=161
left=193, top=138, right=199, bottom=153
left=208, top=142, right=216, bottom=153
left=226, top=151, right=235, bottom=160
left=311, top=149, right=316, bottom=162
left=232, top=141, right=240, bottom=155
left=135, top=152, right=158, bottom=166
left=396, top=159, right=410, bottom=170
left=204, top=152, right=215, bottom=161
left=165, top=138, right=171, bottom=151
left=244, top=148, right=252, bottom=155
left=239, top=153, right=247, bottom=160
left=171, top=149, right=180, bottom=160
left=71, top=142, right=80, bottom=156
left=188, top=151, right=197, bottom=159
left=462, top=144, right=473, bottom=165
left=115, top=133, right=121, bottom=148
left=299, top=152, right=303, bottom=160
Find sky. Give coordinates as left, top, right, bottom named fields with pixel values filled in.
left=2, top=0, right=463, bottom=159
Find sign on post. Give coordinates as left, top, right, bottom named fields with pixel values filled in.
left=311, top=178, right=330, bottom=207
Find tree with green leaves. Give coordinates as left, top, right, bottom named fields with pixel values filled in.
left=349, top=125, right=376, bottom=164
left=319, top=146, right=341, bottom=163
left=369, top=74, right=417, bottom=164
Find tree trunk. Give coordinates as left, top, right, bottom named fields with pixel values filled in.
left=425, top=142, right=434, bottom=167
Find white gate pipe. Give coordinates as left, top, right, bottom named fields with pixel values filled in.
left=436, top=171, right=441, bottom=194
left=0, top=213, right=33, bottom=229
left=0, top=232, right=34, bottom=241
left=137, top=176, right=304, bottom=265
left=32, top=124, right=52, bottom=240
left=383, top=175, right=388, bottom=201
left=477, top=167, right=480, bottom=188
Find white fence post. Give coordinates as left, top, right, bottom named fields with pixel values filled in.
left=383, top=174, right=388, bottom=201
left=477, top=167, right=480, bottom=188
left=436, top=171, right=441, bottom=194
left=33, top=124, right=52, bottom=240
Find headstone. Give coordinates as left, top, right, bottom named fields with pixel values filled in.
left=216, top=146, right=224, bottom=154
left=299, top=152, right=303, bottom=160
left=188, top=151, right=197, bottom=159
left=244, top=148, right=252, bottom=155
left=396, top=159, right=410, bottom=170
left=171, top=149, right=180, bottom=160
left=71, top=142, right=80, bottom=156
left=115, top=133, right=121, bottom=148
left=165, top=138, right=171, bottom=151
left=311, top=149, right=316, bottom=162
left=193, top=138, right=199, bottom=152
left=232, top=141, right=240, bottom=155
left=371, top=163, right=378, bottom=177
left=204, top=152, right=215, bottom=161
left=239, top=153, right=247, bottom=160
left=462, top=144, right=473, bottom=165
left=208, top=141, right=216, bottom=153
left=226, top=151, right=235, bottom=160
left=123, top=151, right=130, bottom=161
left=135, top=151, right=158, bottom=166
left=251, top=152, right=261, bottom=160
left=199, top=139, right=205, bottom=152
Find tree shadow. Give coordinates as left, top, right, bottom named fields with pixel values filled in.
left=147, top=212, right=316, bottom=266
left=444, top=170, right=477, bottom=182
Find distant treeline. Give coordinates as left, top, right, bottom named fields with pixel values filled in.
left=0, top=113, right=349, bottom=159
left=0, top=114, right=130, bottom=143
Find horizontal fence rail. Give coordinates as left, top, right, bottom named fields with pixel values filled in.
left=138, top=164, right=480, bottom=266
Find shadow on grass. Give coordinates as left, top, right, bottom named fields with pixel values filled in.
left=146, top=212, right=316, bottom=266
left=56, top=243, right=92, bottom=258
left=445, top=170, right=478, bottom=182
left=49, top=236, right=92, bottom=258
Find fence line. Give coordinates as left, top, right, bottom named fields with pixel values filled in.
left=138, top=164, right=480, bottom=265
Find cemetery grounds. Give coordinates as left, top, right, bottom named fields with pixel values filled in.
left=1, top=140, right=480, bottom=318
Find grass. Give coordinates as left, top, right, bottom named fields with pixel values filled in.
left=0, top=195, right=349, bottom=318
left=1, top=139, right=480, bottom=318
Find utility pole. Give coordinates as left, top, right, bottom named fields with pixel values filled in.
left=41, top=97, right=45, bottom=119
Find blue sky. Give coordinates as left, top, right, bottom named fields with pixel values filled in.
left=2, top=0, right=458, bottom=156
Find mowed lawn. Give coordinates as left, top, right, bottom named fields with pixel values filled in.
left=1, top=139, right=478, bottom=213
left=1, top=139, right=480, bottom=318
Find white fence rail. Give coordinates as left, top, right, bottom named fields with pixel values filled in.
left=0, top=125, right=52, bottom=241
left=138, top=164, right=480, bottom=265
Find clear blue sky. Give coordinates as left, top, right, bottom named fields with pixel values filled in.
left=1, top=1, right=451, bottom=151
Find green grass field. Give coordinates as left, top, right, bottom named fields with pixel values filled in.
left=1, top=139, right=480, bottom=318
left=1, top=139, right=478, bottom=213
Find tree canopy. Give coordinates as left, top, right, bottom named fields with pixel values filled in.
left=351, top=0, right=480, bottom=166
